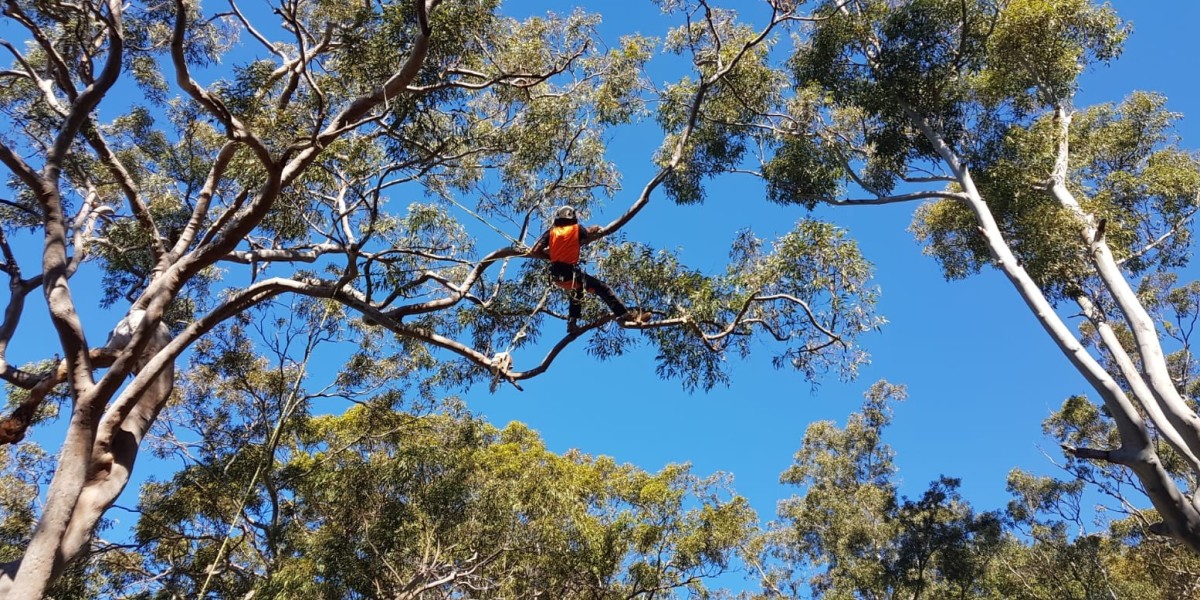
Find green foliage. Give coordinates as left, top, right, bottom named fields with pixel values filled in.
left=914, top=92, right=1200, bottom=300
left=977, top=0, right=1127, bottom=110
left=6, top=0, right=1195, bottom=593
left=1000, top=467, right=1200, bottom=600
left=762, top=381, right=1007, bottom=599
left=656, top=7, right=785, bottom=204
left=0, top=443, right=50, bottom=564
left=132, top=406, right=754, bottom=598
left=762, top=123, right=844, bottom=208
left=581, top=218, right=879, bottom=391
left=757, top=382, right=1200, bottom=599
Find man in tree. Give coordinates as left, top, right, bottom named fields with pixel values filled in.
left=528, top=206, right=647, bottom=333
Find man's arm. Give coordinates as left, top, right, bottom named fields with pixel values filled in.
left=579, top=225, right=603, bottom=245
left=527, top=231, right=551, bottom=259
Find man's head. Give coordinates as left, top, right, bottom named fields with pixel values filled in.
left=552, top=205, right=577, bottom=225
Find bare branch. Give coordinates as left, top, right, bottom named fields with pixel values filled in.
left=220, top=242, right=347, bottom=265
left=227, top=0, right=285, bottom=59
left=407, top=40, right=590, bottom=94
left=0, top=140, right=46, bottom=193
left=0, top=39, right=68, bottom=115
left=47, top=0, right=124, bottom=171
left=305, top=0, right=435, bottom=155
left=1, top=1, right=77, bottom=104
left=81, top=121, right=166, bottom=261
left=1116, top=201, right=1199, bottom=267
left=828, top=190, right=968, bottom=206
left=754, top=293, right=846, bottom=345
left=388, top=246, right=525, bottom=317
left=1062, top=444, right=1121, bottom=465
left=172, top=142, right=238, bottom=258
left=171, top=0, right=271, bottom=165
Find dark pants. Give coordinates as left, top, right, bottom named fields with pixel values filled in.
left=549, top=262, right=627, bottom=320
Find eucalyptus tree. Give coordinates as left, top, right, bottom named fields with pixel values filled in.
left=758, top=382, right=1198, bottom=600
left=758, top=381, right=1006, bottom=599
left=133, top=406, right=756, bottom=599
left=777, top=0, right=1200, bottom=553
left=649, top=0, right=1200, bottom=552
left=0, top=0, right=881, bottom=595
left=93, top=297, right=756, bottom=598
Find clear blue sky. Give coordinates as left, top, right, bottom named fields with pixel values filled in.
left=474, top=0, right=1200, bottom=529
left=5, top=0, right=1198, bottom=581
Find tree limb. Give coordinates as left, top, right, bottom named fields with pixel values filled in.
left=828, top=190, right=968, bottom=206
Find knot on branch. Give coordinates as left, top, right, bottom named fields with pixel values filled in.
left=1148, top=521, right=1171, bottom=537
left=0, top=416, right=28, bottom=444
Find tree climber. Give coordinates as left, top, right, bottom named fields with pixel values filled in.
left=528, top=206, right=648, bottom=333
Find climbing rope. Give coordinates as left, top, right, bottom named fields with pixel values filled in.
left=197, top=305, right=331, bottom=597
left=489, top=282, right=554, bottom=392
left=440, top=193, right=524, bottom=247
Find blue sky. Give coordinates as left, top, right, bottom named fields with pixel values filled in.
left=3, top=0, right=1198, bottom=585
left=473, top=0, right=1200, bottom=531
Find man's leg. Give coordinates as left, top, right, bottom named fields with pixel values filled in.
left=568, top=288, right=583, bottom=322
left=580, top=272, right=628, bottom=317
left=549, top=262, right=585, bottom=331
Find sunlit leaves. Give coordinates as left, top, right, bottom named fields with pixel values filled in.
left=1070, top=93, right=1200, bottom=272
left=657, top=6, right=785, bottom=205
left=136, top=405, right=753, bottom=598
left=914, top=92, right=1200, bottom=301
left=763, top=133, right=844, bottom=207
left=582, top=218, right=879, bottom=391
left=764, top=381, right=1007, bottom=599
left=978, top=0, right=1127, bottom=110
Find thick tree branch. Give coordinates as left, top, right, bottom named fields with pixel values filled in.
left=8, top=23, right=133, bottom=595
left=0, top=138, right=46, bottom=193
left=0, top=39, right=68, bottom=115
left=301, top=0, right=435, bottom=163
left=171, top=0, right=271, bottom=164
left=828, top=191, right=969, bottom=206
left=172, top=142, right=238, bottom=259
left=220, top=242, right=347, bottom=265
left=81, top=120, right=165, bottom=260
left=1049, top=169, right=1200, bottom=469
left=909, top=111, right=1200, bottom=551
left=46, top=0, right=124, bottom=173
left=1077, top=293, right=1200, bottom=477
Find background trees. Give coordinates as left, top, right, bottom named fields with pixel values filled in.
left=758, top=383, right=1200, bottom=600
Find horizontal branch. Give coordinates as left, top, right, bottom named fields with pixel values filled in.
left=388, top=246, right=524, bottom=316
left=0, top=349, right=117, bottom=445
left=1061, top=443, right=1125, bottom=465
left=828, top=190, right=968, bottom=206
left=220, top=242, right=346, bottom=265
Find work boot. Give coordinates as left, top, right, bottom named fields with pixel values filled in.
left=619, top=309, right=651, bottom=325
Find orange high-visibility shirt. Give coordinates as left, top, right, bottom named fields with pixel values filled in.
left=548, top=224, right=581, bottom=264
